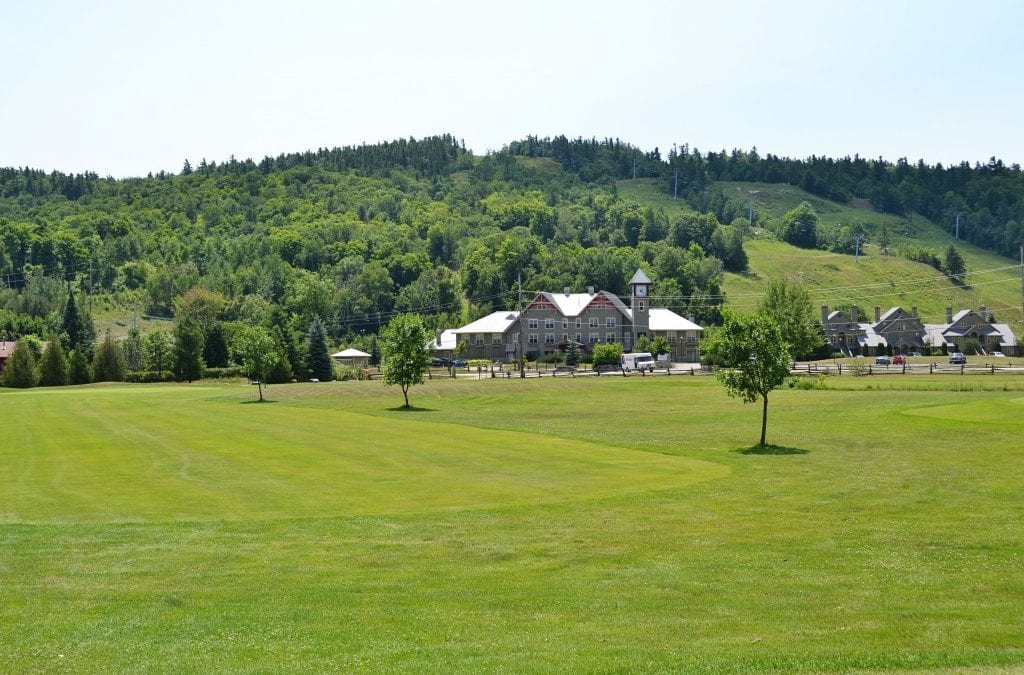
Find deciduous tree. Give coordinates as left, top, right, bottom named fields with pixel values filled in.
left=380, top=313, right=431, bottom=408
left=704, top=312, right=791, bottom=447
left=230, top=325, right=279, bottom=402
left=758, top=278, right=823, bottom=360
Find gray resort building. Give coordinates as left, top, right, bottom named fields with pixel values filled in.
left=452, top=269, right=703, bottom=363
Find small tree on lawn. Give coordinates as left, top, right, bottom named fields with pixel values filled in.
left=307, top=317, right=333, bottom=381
left=635, top=334, right=651, bottom=353
left=705, top=312, right=791, bottom=448
left=39, top=339, right=69, bottom=386
left=230, top=325, right=278, bottom=402
left=2, top=339, right=38, bottom=388
left=380, top=313, right=431, bottom=408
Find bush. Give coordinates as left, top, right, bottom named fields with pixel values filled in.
left=201, top=366, right=245, bottom=379
left=591, top=343, right=623, bottom=367
left=332, top=363, right=366, bottom=381
left=537, top=352, right=563, bottom=365
left=125, top=370, right=177, bottom=383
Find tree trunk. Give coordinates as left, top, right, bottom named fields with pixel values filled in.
left=258, top=381, right=264, bottom=402
left=760, top=393, right=768, bottom=446
left=402, top=385, right=409, bottom=408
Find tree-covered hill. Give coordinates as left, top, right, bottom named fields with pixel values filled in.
left=1, top=135, right=1021, bottom=355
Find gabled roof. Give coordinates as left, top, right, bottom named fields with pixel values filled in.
left=534, top=290, right=632, bottom=319
left=433, top=329, right=458, bottom=351
left=452, top=310, right=519, bottom=334
left=649, top=308, right=702, bottom=332
left=628, top=268, right=652, bottom=285
left=876, top=307, right=903, bottom=324
left=332, top=348, right=370, bottom=358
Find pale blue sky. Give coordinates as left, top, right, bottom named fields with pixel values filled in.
left=3, top=0, right=1023, bottom=177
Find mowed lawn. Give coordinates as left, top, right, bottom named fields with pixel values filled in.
left=1, top=376, right=1023, bottom=672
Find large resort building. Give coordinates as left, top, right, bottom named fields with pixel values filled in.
left=452, top=269, right=704, bottom=363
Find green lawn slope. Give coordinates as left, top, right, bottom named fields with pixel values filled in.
left=2, top=376, right=1023, bottom=672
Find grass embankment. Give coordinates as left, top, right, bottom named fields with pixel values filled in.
left=2, top=376, right=1023, bottom=671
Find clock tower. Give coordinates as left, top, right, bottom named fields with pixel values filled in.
left=628, top=268, right=651, bottom=348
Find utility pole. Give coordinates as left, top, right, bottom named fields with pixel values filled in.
left=853, top=233, right=865, bottom=259
left=1019, top=241, right=1024, bottom=326
left=954, top=213, right=961, bottom=240
left=747, top=190, right=761, bottom=226
left=632, top=150, right=637, bottom=180
left=673, top=170, right=679, bottom=199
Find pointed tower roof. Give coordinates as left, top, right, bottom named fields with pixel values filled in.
left=628, top=268, right=652, bottom=285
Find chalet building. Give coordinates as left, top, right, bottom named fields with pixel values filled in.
left=452, top=269, right=703, bottom=363
left=821, top=304, right=1018, bottom=356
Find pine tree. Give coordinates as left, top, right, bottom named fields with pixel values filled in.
left=564, top=339, right=579, bottom=367
left=39, top=339, right=69, bottom=386
left=68, top=349, right=92, bottom=385
left=203, top=323, right=229, bottom=367
left=369, top=335, right=381, bottom=366
left=92, top=332, right=126, bottom=382
left=173, top=320, right=204, bottom=382
left=62, top=288, right=88, bottom=355
left=2, top=340, right=38, bottom=388
left=307, top=317, right=333, bottom=381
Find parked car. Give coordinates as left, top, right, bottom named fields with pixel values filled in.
left=892, top=355, right=905, bottom=365
left=452, top=359, right=466, bottom=368
left=949, top=352, right=967, bottom=364
left=909, top=351, right=922, bottom=357
left=992, top=351, right=1006, bottom=357
left=875, top=355, right=890, bottom=365
left=431, top=357, right=453, bottom=367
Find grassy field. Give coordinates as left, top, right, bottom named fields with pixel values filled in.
left=2, top=376, right=1024, bottom=672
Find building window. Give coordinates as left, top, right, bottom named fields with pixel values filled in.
left=562, top=333, right=568, bottom=343
left=606, top=317, right=616, bottom=328
left=638, top=300, right=645, bottom=312
left=492, top=335, right=502, bottom=345
left=545, top=318, right=555, bottom=329
left=528, top=318, right=538, bottom=329
left=686, top=335, right=696, bottom=344
left=589, top=317, right=599, bottom=328
left=575, top=318, right=581, bottom=329
left=686, top=349, right=697, bottom=362
left=544, top=333, right=555, bottom=344
left=475, top=335, right=483, bottom=346
left=668, top=335, right=677, bottom=343
left=589, top=332, right=598, bottom=344
left=575, top=333, right=581, bottom=344
left=562, top=318, right=568, bottom=329
left=606, top=332, right=616, bottom=343
left=528, top=333, right=538, bottom=345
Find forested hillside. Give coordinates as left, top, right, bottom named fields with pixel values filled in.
left=1, top=135, right=1022, bottom=363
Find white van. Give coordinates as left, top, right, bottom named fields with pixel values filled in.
left=620, top=352, right=656, bottom=373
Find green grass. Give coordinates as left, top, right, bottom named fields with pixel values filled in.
left=3, top=377, right=1024, bottom=672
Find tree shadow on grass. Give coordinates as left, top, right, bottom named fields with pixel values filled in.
left=737, top=444, right=809, bottom=455
left=385, top=405, right=437, bottom=412
left=240, top=399, right=278, bottom=405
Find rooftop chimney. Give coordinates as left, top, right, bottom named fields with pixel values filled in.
left=911, top=306, right=918, bottom=318
left=874, top=306, right=881, bottom=322
left=587, top=286, right=595, bottom=295
left=564, top=287, right=571, bottom=296
left=435, top=329, right=442, bottom=346
left=946, top=307, right=953, bottom=324
left=821, top=305, right=829, bottom=325
left=851, top=305, right=859, bottom=323
left=979, top=305, right=989, bottom=321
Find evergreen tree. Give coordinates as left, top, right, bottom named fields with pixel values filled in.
left=203, top=322, right=229, bottom=367
left=92, top=332, right=126, bottom=382
left=62, top=288, right=89, bottom=356
left=943, top=244, right=966, bottom=283
left=369, top=335, right=381, bottom=366
left=307, top=317, right=333, bottom=381
left=39, top=339, right=69, bottom=386
left=564, top=339, right=579, bottom=367
left=68, top=349, right=92, bottom=385
left=173, top=320, right=204, bottom=382
left=2, top=340, right=38, bottom=388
